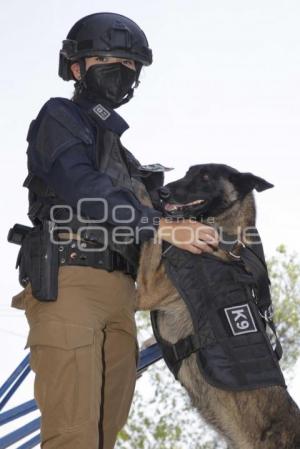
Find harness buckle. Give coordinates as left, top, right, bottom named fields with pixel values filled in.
left=229, top=240, right=246, bottom=260
left=171, top=334, right=201, bottom=362
left=259, top=305, right=274, bottom=323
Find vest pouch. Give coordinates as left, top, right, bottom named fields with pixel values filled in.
left=21, top=222, right=59, bottom=301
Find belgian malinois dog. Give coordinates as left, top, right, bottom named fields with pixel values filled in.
left=136, top=164, right=300, bottom=449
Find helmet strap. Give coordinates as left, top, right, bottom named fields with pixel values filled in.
left=74, top=58, right=87, bottom=93
left=115, top=67, right=141, bottom=108
left=135, top=62, right=143, bottom=81
left=115, top=87, right=134, bottom=108
left=79, top=58, right=86, bottom=80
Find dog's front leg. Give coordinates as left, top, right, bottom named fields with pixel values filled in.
left=136, top=239, right=175, bottom=310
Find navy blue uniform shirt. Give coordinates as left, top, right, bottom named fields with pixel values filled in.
left=26, top=97, right=162, bottom=242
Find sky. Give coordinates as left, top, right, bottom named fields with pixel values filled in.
left=0, top=0, right=300, bottom=446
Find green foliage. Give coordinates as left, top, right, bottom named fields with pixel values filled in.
left=116, top=311, right=223, bottom=449
left=268, top=245, right=300, bottom=372
left=116, top=247, right=300, bottom=449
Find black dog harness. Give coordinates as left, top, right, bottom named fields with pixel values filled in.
left=151, top=230, right=286, bottom=391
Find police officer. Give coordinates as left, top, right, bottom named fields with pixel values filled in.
left=11, top=12, right=218, bottom=449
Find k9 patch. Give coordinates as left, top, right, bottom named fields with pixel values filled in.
left=224, top=304, right=257, bottom=336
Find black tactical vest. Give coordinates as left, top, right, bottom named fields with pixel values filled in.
left=151, top=241, right=286, bottom=391
left=24, top=97, right=167, bottom=268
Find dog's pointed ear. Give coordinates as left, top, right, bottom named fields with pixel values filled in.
left=229, top=172, right=274, bottom=194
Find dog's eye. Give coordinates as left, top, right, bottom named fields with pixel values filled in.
left=202, top=174, right=210, bottom=181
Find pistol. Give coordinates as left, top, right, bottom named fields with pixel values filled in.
left=7, top=223, right=33, bottom=245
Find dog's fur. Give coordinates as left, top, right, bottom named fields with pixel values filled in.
left=137, top=164, right=300, bottom=449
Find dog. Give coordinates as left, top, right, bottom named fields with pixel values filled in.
left=136, top=163, right=300, bottom=449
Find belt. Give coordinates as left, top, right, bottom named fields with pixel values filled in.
left=57, top=239, right=137, bottom=278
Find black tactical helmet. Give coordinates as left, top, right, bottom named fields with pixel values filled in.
left=59, top=12, right=152, bottom=81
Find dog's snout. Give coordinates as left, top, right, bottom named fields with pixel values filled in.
left=159, top=186, right=171, bottom=199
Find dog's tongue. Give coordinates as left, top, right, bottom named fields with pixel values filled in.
left=164, top=203, right=183, bottom=211
left=164, top=199, right=205, bottom=212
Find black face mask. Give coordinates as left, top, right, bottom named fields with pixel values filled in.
left=82, top=63, right=137, bottom=108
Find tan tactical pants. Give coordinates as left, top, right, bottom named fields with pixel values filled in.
left=11, top=266, right=138, bottom=449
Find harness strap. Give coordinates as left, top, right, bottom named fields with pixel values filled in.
left=240, top=246, right=270, bottom=306
left=219, top=230, right=270, bottom=310
left=220, top=229, right=267, bottom=267
left=260, top=311, right=283, bottom=360
left=151, top=310, right=217, bottom=378
left=220, top=230, right=282, bottom=360
left=163, top=334, right=204, bottom=363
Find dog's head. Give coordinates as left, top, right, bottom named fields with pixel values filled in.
left=159, top=164, right=273, bottom=220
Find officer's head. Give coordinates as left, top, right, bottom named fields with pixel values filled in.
left=59, top=12, right=152, bottom=109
